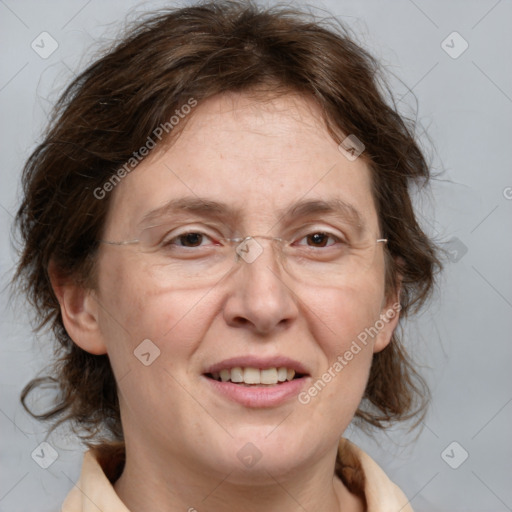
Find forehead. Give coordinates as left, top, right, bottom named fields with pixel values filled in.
left=105, top=92, right=378, bottom=235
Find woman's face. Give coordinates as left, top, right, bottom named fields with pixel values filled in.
left=92, top=91, right=398, bottom=479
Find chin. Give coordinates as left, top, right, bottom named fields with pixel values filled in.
left=193, top=426, right=323, bottom=483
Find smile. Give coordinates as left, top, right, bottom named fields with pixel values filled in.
left=206, top=367, right=303, bottom=385
left=202, top=357, right=310, bottom=407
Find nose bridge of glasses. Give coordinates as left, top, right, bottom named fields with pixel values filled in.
left=228, top=235, right=285, bottom=265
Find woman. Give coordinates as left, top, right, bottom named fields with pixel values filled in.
left=16, top=1, right=439, bottom=510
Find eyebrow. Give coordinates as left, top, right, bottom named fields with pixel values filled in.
left=280, top=198, right=364, bottom=228
left=139, top=196, right=365, bottom=230
left=140, top=197, right=242, bottom=227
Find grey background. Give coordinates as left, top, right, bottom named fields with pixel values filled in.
left=1, top=0, right=511, bottom=511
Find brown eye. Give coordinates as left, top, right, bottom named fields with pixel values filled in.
left=177, top=232, right=205, bottom=247
left=306, top=233, right=331, bottom=247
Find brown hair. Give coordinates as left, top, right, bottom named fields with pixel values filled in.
left=15, top=0, right=440, bottom=444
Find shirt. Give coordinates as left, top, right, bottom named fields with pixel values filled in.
left=61, top=438, right=413, bottom=511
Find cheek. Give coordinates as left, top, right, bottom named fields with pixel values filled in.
left=295, top=273, right=385, bottom=409
left=300, top=272, right=386, bottom=353
left=94, top=255, right=221, bottom=427
left=95, top=253, right=216, bottom=368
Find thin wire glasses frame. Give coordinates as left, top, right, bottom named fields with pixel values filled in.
left=99, top=234, right=388, bottom=250
left=98, top=227, right=389, bottom=288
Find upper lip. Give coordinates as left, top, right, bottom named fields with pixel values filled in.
left=204, top=356, right=310, bottom=376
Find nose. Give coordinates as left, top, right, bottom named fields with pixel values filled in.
left=222, top=238, right=299, bottom=335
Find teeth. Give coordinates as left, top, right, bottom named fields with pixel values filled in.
left=212, top=367, right=299, bottom=385
left=243, top=367, right=260, bottom=384
left=230, top=367, right=244, bottom=383
left=261, top=368, right=278, bottom=385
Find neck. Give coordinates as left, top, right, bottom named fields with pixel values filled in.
left=113, top=441, right=365, bottom=512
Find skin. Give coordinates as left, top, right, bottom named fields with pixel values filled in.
left=51, top=91, right=400, bottom=512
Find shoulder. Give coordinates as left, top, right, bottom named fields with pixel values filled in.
left=336, top=438, right=414, bottom=512
left=61, top=443, right=128, bottom=512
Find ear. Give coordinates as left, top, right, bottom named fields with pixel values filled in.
left=373, top=284, right=402, bottom=354
left=48, top=261, right=107, bottom=355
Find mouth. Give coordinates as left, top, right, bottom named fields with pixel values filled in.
left=202, top=357, right=310, bottom=407
left=204, top=367, right=307, bottom=386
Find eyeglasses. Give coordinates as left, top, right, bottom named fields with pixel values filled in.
left=99, top=222, right=387, bottom=289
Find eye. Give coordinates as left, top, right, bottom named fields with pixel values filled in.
left=296, top=232, right=342, bottom=248
left=164, top=231, right=216, bottom=248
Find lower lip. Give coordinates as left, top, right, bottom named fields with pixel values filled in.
left=204, top=376, right=308, bottom=408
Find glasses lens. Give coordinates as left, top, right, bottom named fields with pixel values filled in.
left=133, top=223, right=238, bottom=288
left=279, top=235, right=381, bottom=287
